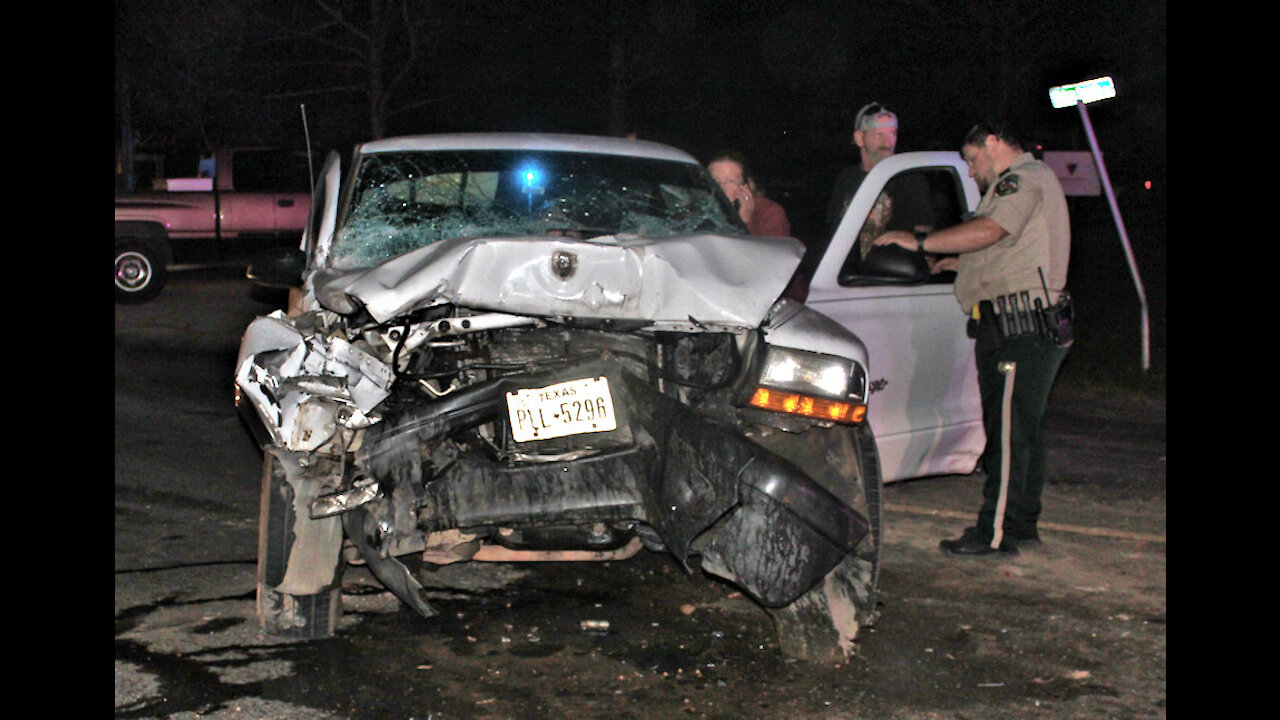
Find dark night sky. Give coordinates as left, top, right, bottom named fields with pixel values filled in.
left=116, top=0, right=1165, bottom=230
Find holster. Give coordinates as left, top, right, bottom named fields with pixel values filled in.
left=1043, top=292, right=1074, bottom=346
left=972, top=292, right=1073, bottom=347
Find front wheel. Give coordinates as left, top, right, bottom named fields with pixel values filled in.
left=257, top=452, right=344, bottom=639
left=752, top=422, right=884, bottom=660
left=115, top=242, right=166, bottom=304
left=768, top=553, right=877, bottom=661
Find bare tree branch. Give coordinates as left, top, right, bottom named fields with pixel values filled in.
left=314, top=0, right=372, bottom=45
left=265, top=86, right=369, bottom=99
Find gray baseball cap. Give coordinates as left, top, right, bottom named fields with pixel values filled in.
left=855, top=102, right=898, bottom=132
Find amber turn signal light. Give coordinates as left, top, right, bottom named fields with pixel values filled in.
left=748, top=388, right=866, bottom=424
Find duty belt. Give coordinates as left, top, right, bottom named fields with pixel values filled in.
left=969, top=291, right=1073, bottom=346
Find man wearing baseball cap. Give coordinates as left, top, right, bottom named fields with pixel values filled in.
left=825, top=101, right=901, bottom=234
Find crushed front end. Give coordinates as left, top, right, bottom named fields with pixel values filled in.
left=237, top=299, right=880, bottom=659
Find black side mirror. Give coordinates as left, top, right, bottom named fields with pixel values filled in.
left=246, top=247, right=306, bottom=289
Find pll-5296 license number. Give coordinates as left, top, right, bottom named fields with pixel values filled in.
left=506, top=376, right=617, bottom=442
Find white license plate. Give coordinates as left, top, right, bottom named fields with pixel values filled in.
left=506, top=376, right=618, bottom=442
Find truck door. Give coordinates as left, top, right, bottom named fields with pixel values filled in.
left=264, top=150, right=314, bottom=233
left=219, top=149, right=313, bottom=260
left=804, top=152, right=985, bottom=482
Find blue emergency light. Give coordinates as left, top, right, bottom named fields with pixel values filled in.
left=519, top=165, right=545, bottom=194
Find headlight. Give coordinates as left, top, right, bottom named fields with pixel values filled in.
left=744, top=346, right=867, bottom=424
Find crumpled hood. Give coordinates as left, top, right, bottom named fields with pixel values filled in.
left=313, top=233, right=805, bottom=328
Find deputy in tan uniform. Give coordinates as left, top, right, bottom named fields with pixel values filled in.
left=874, top=121, right=1072, bottom=556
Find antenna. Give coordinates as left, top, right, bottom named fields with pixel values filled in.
left=300, top=104, right=315, bottom=198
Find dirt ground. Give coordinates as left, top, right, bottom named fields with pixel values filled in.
left=115, top=269, right=1165, bottom=720
left=116, top=416, right=1166, bottom=720
left=338, top=385, right=1167, bottom=720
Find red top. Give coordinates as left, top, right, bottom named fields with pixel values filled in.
left=747, top=195, right=791, bottom=237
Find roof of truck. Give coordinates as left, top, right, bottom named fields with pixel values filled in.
left=356, top=133, right=699, bottom=165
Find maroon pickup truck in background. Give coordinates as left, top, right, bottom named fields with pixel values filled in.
left=115, top=147, right=313, bottom=303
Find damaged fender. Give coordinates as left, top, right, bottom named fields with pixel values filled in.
left=236, top=310, right=393, bottom=451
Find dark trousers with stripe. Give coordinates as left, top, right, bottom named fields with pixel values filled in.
left=973, top=313, right=1070, bottom=540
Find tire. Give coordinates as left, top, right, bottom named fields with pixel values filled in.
left=115, top=242, right=167, bottom=304
left=257, top=452, right=343, bottom=639
left=751, top=422, right=884, bottom=661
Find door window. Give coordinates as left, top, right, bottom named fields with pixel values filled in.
left=839, top=167, right=967, bottom=286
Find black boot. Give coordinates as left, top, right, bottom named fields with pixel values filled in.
left=939, top=526, right=1019, bottom=557
left=1009, top=527, right=1041, bottom=548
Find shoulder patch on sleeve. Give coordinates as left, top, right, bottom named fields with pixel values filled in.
left=995, top=174, right=1020, bottom=197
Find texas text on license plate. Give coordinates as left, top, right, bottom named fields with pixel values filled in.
left=506, top=376, right=618, bottom=442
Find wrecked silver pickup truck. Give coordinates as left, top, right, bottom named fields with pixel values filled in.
left=235, top=133, right=889, bottom=661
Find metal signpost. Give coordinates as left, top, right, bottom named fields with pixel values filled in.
left=1050, top=76, right=1150, bottom=371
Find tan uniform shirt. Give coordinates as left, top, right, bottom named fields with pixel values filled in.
left=954, top=152, right=1070, bottom=314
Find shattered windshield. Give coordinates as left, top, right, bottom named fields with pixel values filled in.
left=329, top=149, right=744, bottom=269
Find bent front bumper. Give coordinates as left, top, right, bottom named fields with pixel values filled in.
left=355, top=360, right=870, bottom=609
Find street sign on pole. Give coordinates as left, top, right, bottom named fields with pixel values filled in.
left=1049, top=76, right=1117, bottom=109
left=1049, top=76, right=1150, bottom=372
